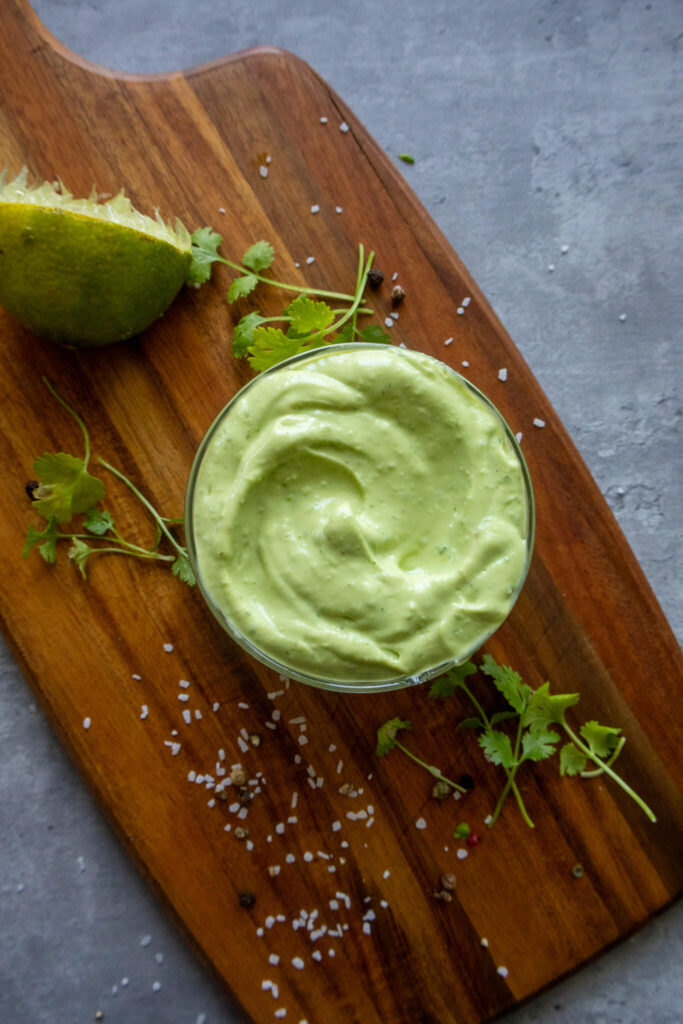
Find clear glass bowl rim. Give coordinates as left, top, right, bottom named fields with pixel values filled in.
left=185, top=343, right=536, bottom=694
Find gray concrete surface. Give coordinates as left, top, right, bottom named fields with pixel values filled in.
left=2, top=0, right=681, bottom=1022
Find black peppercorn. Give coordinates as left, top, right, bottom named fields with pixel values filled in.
left=25, top=480, right=39, bottom=501
left=457, top=774, right=475, bottom=791
left=366, top=268, right=384, bottom=288
left=238, top=891, right=256, bottom=908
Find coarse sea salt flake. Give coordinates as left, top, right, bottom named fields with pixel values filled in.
left=497, top=966, right=509, bottom=978
left=533, top=418, right=546, bottom=428
left=132, top=673, right=141, bottom=680
left=383, top=869, right=390, bottom=879
left=140, top=705, right=148, bottom=720
left=332, top=821, right=342, bottom=832
left=444, top=337, right=453, bottom=346
left=259, top=165, right=269, bottom=178
left=179, top=679, right=190, bottom=688
left=182, top=709, right=191, bottom=724
left=310, top=204, right=320, bottom=214
left=305, top=256, right=315, bottom=266
left=335, top=206, right=343, bottom=214
left=457, top=307, right=464, bottom=315
left=83, top=717, right=91, bottom=730
left=269, top=953, right=280, bottom=965
left=339, top=121, right=349, bottom=133
left=415, top=817, right=427, bottom=830
left=457, top=848, right=468, bottom=860
left=292, top=956, right=305, bottom=969
left=462, top=297, right=471, bottom=307
left=498, top=368, right=508, bottom=382
left=163, top=643, right=174, bottom=653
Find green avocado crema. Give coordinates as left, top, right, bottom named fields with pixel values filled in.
left=190, top=346, right=532, bottom=683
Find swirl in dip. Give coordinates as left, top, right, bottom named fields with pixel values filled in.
left=188, top=345, right=532, bottom=686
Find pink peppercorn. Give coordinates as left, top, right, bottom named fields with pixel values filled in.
left=466, top=832, right=481, bottom=848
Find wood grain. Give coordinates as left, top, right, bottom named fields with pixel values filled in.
left=1, top=2, right=681, bottom=1022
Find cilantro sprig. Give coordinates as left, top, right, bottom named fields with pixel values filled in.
left=428, top=654, right=656, bottom=827
left=376, top=717, right=468, bottom=795
left=23, top=379, right=194, bottom=586
left=188, top=229, right=391, bottom=372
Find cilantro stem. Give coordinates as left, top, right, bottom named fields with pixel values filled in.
left=79, top=546, right=174, bottom=562
left=322, top=247, right=374, bottom=338
left=489, top=715, right=526, bottom=827
left=218, top=256, right=359, bottom=303
left=562, top=723, right=656, bottom=822
left=394, top=740, right=467, bottom=794
left=580, top=735, right=626, bottom=778
left=458, top=679, right=534, bottom=827
left=42, top=377, right=92, bottom=470
left=98, top=459, right=188, bottom=560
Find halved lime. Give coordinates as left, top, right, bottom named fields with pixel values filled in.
left=0, top=168, right=191, bottom=347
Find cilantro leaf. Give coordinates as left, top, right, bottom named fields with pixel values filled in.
left=358, top=323, right=392, bottom=345
left=227, top=274, right=259, bottom=303
left=172, top=552, right=196, bottom=587
left=68, top=537, right=91, bottom=579
left=480, top=653, right=531, bottom=714
left=522, top=682, right=580, bottom=731
left=23, top=519, right=60, bottom=563
left=84, top=508, right=114, bottom=536
left=522, top=728, right=559, bottom=762
left=376, top=717, right=411, bottom=756
left=479, top=729, right=515, bottom=768
left=187, top=226, right=223, bottom=286
left=32, top=453, right=105, bottom=524
left=241, top=240, right=275, bottom=273
left=559, top=742, right=588, bottom=776
left=428, top=661, right=477, bottom=699
left=454, top=822, right=471, bottom=839
left=456, top=716, right=485, bottom=731
left=286, top=295, right=334, bottom=334
left=247, top=327, right=328, bottom=373
left=580, top=721, right=622, bottom=759
left=233, top=311, right=268, bottom=358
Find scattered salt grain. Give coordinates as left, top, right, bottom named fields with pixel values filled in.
left=259, top=165, right=269, bottom=178
left=269, top=953, right=280, bottom=966
left=392, top=272, right=398, bottom=281
left=480, top=937, right=489, bottom=947
left=383, top=869, right=390, bottom=879
left=310, top=204, right=320, bottom=214
left=182, top=709, right=191, bottom=724
left=140, top=705, right=148, bottom=720
left=238, top=737, right=249, bottom=752
left=298, top=735, right=309, bottom=746
left=366, top=817, right=375, bottom=828
left=533, top=418, right=546, bottom=428
left=179, top=679, right=190, bottom=689
left=163, top=643, right=174, bottom=653
left=335, top=206, right=343, bottom=214
left=266, top=722, right=277, bottom=730
left=362, top=922, right=372, bottom=935
left=311, top=950, right=323, bottom=961
left=82, top=717, right=91, bottom=730
left=380, top=900, right=388, bottom=908
left=515, top=432, right=523, bottom=443
left=384, top=317, right=394, bottom=328
left=497, top=966, right=509, bottom=978
left=287, top=816, right=298, bottom=825
left=390, top=311, right=399, bottom=320
left=619, top=312, right=627, bottom=322
left=213, top=702, right=220, bottom=712
left=339, top=121, right=349, bottom=133
left=197, top=1015, right=207, bottom=1024
left=457, top=848, right=468, bottom=860
left=275, top=823, right=285, bottom=835
left=132, top=673, right=141, bottom=680
left=462, top=297, right=471, bottom=307
left=331, top=821, right=342, bottom=832
left=320, top=116, right=328, bottom=124
left=140, top=934, right=152, bottom=947
left=305, top=256, right=315, bottom=265
left=178, top=693, right=189, bottom=702
left=265, top=916, right=275, bottom=929
left=155, top=952, right=164, bottom=964
left=415, top=817, right=427, bottom=830
left=219, top=748, right=226, bottom=761
left=328, top=948, right=335, bottom=957
left=286, top=853, right=296, bottom=863
left=457, top=307, right=464, bottom=315
left=292, top=956, right=305, bottom=970
left=238, top=702, right=249, bottom=710
left=262, top=980, right=273, bottom=991
left=498, top=368, right=508, bottom=382
left=560, top=244, right=569, bottom=254
left=152, top=981, right=161, bottom=992
left=547, top=263, right=555, bottom=272
left=444, top=337, right=453, bottom=346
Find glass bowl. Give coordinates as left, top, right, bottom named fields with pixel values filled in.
left=185, top=344, right=535, bottom=693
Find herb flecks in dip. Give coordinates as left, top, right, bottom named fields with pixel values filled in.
left=191, top=347, right=530, bottom=683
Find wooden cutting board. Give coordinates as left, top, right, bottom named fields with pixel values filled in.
left=1, top=2, right=681, bottom=1022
